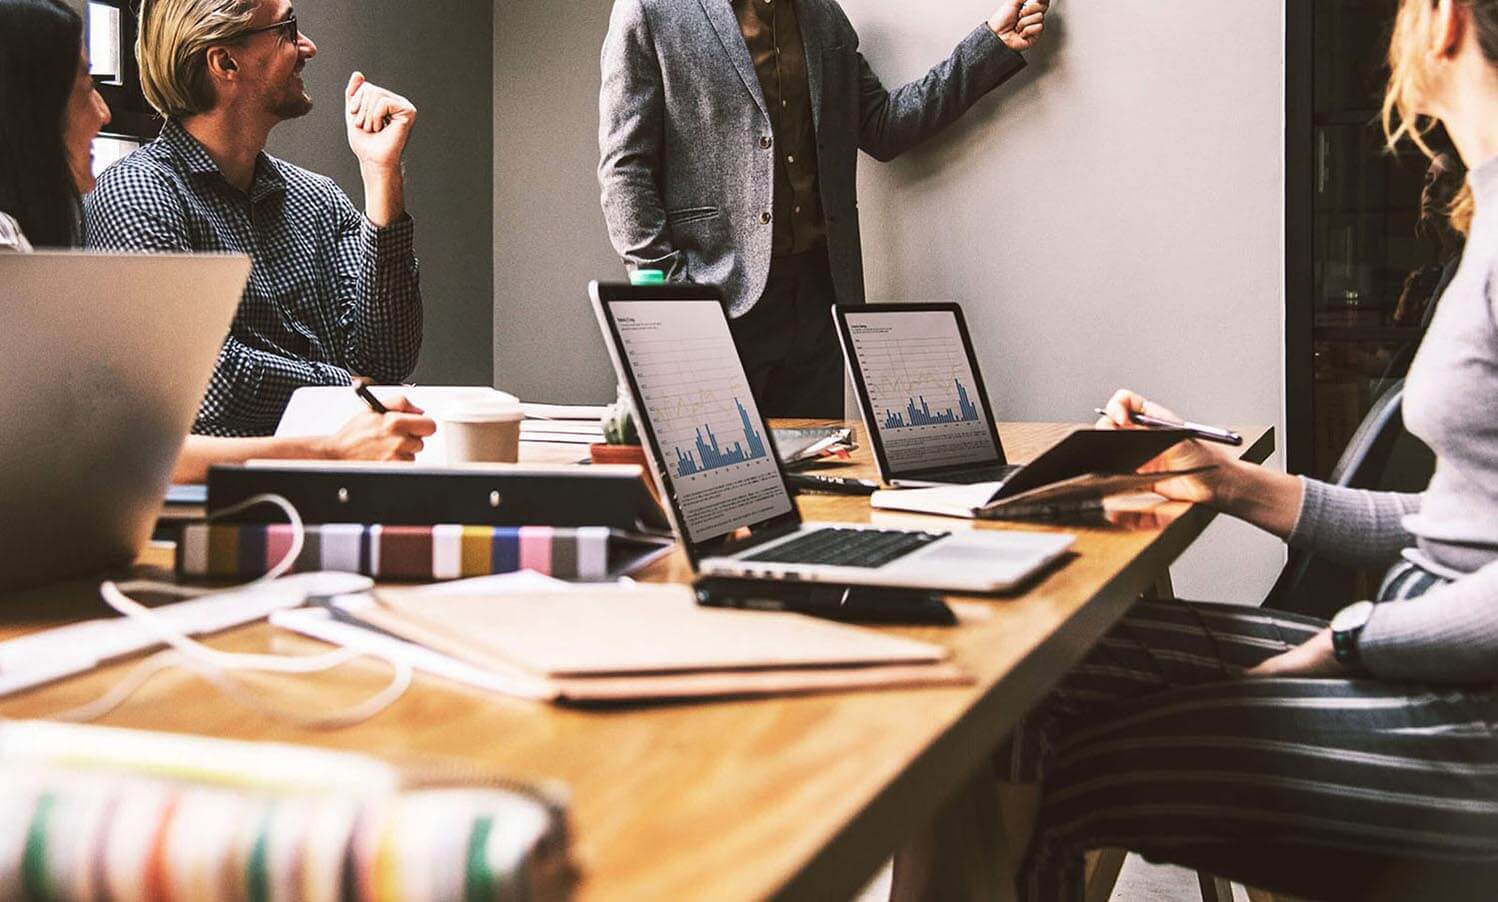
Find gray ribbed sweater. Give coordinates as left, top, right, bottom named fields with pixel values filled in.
left=1287, top=155, right=1498, bottom=685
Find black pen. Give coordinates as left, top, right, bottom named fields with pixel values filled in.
left=1092, top=408, right=1243, bottom=446
left=353, top=377, right=389, bottom=415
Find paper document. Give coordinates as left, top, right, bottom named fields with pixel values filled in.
left=521, top=403, right=610, bottom=421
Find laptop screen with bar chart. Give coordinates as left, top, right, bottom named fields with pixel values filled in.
left=835, top=304, right=1007, bottom=479
left=594, top=292, right=797, bottom=546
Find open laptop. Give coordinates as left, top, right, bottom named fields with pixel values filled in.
left=0, top=251, right=251, bottom=591
left=834, top=302, right=1028, bottom=488
left=589, top=283, right=1074, bottom=593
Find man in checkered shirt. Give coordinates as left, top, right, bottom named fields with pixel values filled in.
left=86, top=0, right=422, bottom=438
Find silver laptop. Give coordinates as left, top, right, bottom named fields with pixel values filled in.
left=590, top=282, right=1073, bottom=593
left=0, top=251, right=250, bottom=591
left=834, top=302, right=1023, bottom=488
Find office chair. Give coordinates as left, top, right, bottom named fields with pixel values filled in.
left=1259, top=380, right=1426, bottom=618
left=1374, top=255, right=1458, bottom=396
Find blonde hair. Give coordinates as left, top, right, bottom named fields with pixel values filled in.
left=1380, top=0, right=1498, bottom=233
left=136, top=0, right=257, bottom=118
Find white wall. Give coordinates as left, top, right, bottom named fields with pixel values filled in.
left=845, top=0, right=1287, bottom=598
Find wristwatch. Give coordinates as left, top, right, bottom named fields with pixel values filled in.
left=1330, top=600, right=1377, bottom=670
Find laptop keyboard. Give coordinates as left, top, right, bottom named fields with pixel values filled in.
left=741, top=528, right=946, bottom=569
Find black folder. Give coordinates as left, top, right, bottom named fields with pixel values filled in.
left=206, top=463, right=670, bottom=532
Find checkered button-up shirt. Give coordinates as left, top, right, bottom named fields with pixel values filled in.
left=84, top=120, right=422, bottom=437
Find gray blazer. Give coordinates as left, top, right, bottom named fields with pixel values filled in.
left=599, top=0, right=1026, bottom=317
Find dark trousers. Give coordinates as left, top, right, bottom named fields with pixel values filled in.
left=996, top=589, right=1498, bottom=901
left=729, top=247, right=846, bottom=419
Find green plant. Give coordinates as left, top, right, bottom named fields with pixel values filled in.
left=602, top=395, right=640, bottom=445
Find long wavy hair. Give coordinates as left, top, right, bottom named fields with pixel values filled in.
left=0, top=0, right=85, bottom=247
left=1384, top=0, right=1498, bottom=235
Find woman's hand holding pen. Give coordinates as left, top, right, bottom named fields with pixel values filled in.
left=1096, top=388, right=1305, bottom=539
left=1095, top=389, right=1237, bottom=506
left=322, top=395, right=436, bottom=462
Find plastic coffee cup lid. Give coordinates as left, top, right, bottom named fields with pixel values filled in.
left=439, top=390, right=523, bottom=423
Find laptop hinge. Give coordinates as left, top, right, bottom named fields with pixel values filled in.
left=715, top=519, right=802, bottom=557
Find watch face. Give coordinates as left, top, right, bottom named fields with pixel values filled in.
left=1332, top=600, right=1376, bottom=634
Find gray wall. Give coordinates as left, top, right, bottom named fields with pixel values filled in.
left=846, top=0, right=1287, bottom=599
left=492, top=0, right=1289, bottom=597
left=492, top=0, right=622, bottom=404
left=267, top=1, right=494, bottom=386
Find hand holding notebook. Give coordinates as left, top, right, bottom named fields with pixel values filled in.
left=871, top=428, right=1210, bottom=520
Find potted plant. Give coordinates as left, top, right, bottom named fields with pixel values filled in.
left=590, top=392, right=647, bottom=467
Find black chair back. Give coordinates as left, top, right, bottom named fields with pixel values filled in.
left=1263, top=381, right=1431, bottom=616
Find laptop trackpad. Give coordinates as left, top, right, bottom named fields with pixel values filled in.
left=914, top=540, right=1053, bottom=567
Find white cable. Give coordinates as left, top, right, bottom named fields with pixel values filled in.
left=52, top=494, right=412, bottom=728
left=99, top=582, right=357, bottom=674
left=52, top=649, right=414, bottom=730
left=105, top=493, right=309, bottom=602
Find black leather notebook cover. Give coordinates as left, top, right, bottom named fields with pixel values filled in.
left=993, top=429, right=1192, bottom=500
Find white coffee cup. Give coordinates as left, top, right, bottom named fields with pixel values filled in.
left=438, top=392, right=523, bottom=464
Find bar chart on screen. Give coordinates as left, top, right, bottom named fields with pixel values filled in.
left=614, top=301, right=794, bottom=541
left=845, top=310, right=1001, bottom=472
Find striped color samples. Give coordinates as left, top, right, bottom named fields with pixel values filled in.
left=178, top=525, right=615, bottom=582
left=0, top=769, right=571, bottom=902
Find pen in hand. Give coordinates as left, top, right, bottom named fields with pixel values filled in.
left=352, top=377, right=389, bottom=415
left=1092, top=408, right=1244, bottom=447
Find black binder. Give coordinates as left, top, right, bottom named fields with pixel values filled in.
left=206, top=463, right=669, bottom=532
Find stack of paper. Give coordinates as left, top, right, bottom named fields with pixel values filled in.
left=520, top=402, right=608, bottom=445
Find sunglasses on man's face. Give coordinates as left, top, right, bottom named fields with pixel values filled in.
left=236, top=13, right=298, bottom=44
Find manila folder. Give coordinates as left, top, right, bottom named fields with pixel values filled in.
left=362, top=585, right=969, bottom=703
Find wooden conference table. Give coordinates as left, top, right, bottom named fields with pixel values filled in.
left=0, top=420, right=1273, bottom=901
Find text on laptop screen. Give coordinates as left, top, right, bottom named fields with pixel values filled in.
left=612, top=300, right=794, bottom=542
left=845, top=309, right=1000, bottom=472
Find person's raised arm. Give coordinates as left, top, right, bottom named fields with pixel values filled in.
left=344, top=72, right=416, bottom=228
left=598, top=0, right=685, bottom=279
left=854, top=0, right=1042, bottom=163
left=330, top=182, right=422, bottom=384
left=333, top=73, right=424, bottom=382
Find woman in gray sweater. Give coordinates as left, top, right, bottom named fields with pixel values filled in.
left=921, top=2, right=1498, bottom=899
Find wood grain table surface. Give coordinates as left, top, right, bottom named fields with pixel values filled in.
left=0, top=421, right=1274, bottom=902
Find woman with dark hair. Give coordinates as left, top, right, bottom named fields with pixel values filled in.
left=0, top=0, right=434, bottom=475
left=0, top=0, right=111, bottom=249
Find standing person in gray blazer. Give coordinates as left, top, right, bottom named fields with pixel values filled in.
left=599, top=0, right=1048, bottom=417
